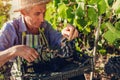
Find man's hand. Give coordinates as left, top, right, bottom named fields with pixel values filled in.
left=61, top=24, right=78, bottom=41
left=12, top=45, right=39, bottom=62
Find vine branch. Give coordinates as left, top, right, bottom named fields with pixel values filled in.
left=90, top=16, right=102, bottom=80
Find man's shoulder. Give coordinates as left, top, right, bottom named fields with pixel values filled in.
left=1, top=18, right=19, bottom=32
left=4, top=16, right=21, bottom=26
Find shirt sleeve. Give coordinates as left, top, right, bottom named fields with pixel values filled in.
left=0, top=22, right=18, bottom=51
left=43, top=22, right=62, bottom=49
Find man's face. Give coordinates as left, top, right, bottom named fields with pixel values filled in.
left=24, top=4, right=46, bottom=29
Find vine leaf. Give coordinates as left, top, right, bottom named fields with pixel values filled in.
left=57, top=3, right=68, bottom=19
left=97, top=0, right=107, bottom=15
left=103, top=22, right=120, bottom=44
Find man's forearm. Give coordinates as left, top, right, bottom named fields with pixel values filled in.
left=0, top=48, right=15, bottom=67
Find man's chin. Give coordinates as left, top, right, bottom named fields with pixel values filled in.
left=34, top=26, right=40, bottom=29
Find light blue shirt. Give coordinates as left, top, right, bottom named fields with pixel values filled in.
left=0, top=16, right=62, bottom=51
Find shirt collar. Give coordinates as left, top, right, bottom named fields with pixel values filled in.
left=18, top=15, right=27, bottom=32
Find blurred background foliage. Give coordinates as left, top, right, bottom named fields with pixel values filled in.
left=0, top=0, right=11, bottom=29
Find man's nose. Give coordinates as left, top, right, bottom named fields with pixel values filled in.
left=39, top=14, right=44, bottom=22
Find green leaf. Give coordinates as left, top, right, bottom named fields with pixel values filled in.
left=105, top=22, right=116, bottom=32
left=45, top=3, right=56, bottom=21
left=115, top=22, right=120, bottom=31
left=75, top=17, right=87, bottom=28
left=116, top=7, right=120, bottom=14
left=75, top=5, right=84, bottom=17
left=73, top=18, right=83, bottom=30
left=0, top=1, right=11, bottom=28
left=53, top=0, right=60, bottom=7
left=52, top=15, right=58, bottom=29
left=57, top=3, right=68, bottom=19
left=66, top=7, right=75, bottom=23
left=108, top=0, right=114, bottom=6
left=62, top=0, right=69, bottom=4
left=97, top=0, right=107, bottom=15
left=88, top=0, right=101, bottom=4
left=114, top=38, right=120, bottom=49
left=76, top=0, right=82, bottom=3
left=100, top=23, right=106, bottom=31
left=104, top=31, right=115, bottom=44
left=83, top=21, right=92, bottom=33
left=99, top=49, right=106, bottom=55
left=103, top=23, right=120, bottom=44
left=88, top=7, right=98, bottom=22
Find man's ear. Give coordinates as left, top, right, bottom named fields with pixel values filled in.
left=20, top=10, right=27, bottom=16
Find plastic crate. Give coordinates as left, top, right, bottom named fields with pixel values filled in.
left=22, top=56, right=93, bottom=80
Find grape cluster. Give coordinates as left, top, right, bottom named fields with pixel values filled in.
left=60, top=38, right=75, bottom=59
left=104, top=56, right=120, bottom=77
left=22, top=38, right=76, bottom=73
